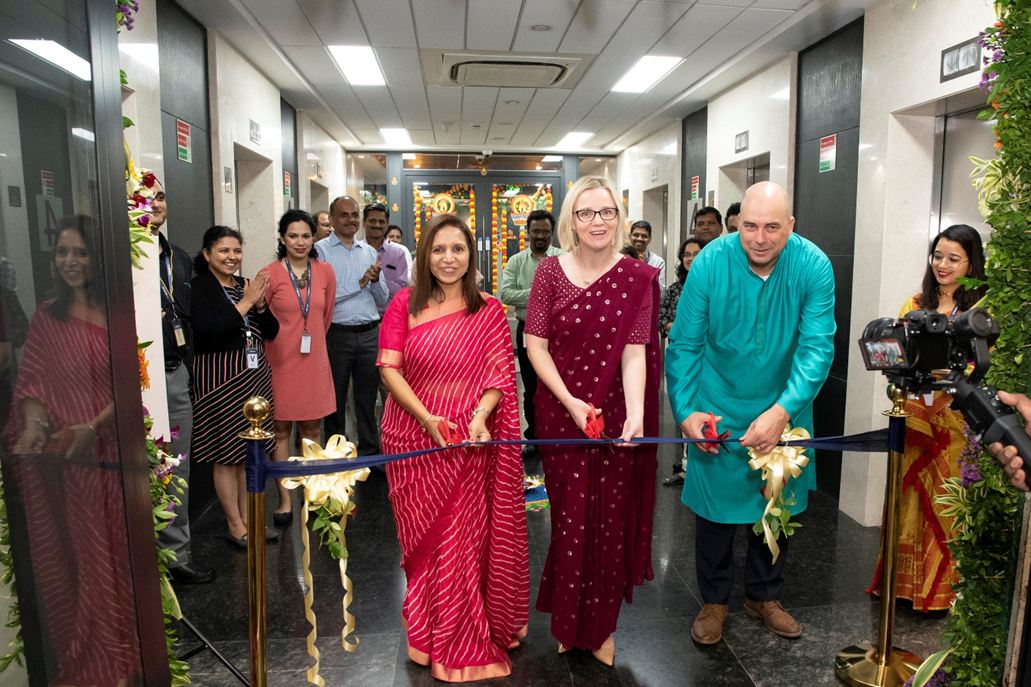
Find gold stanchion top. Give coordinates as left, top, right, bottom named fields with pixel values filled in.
left=240, top=396, right=275, bottom=440
left=883, top=384, right=912, bottom=418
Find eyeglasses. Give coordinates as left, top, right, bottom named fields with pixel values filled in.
left=928, top=253, right=969, bottom=270
left=574, top=207, right=618, bottom=222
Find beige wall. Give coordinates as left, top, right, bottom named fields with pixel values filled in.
left=706, top=56, right=796, bottom=211
left=297, top=111, right=346, bottom=217
left=615, top=121, right=682, bottom=288
left=840, top=0, right=996, bottom=526
left=208, top=30, right=283, bottom=276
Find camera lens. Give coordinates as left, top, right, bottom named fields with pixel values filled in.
left=953, top=307, right=999, bottom=341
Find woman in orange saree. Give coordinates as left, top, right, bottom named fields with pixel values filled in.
left=378, top=213, right=529, bottom=682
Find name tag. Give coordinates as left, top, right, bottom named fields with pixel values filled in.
left=246, top=347, right=259, bottom=370
left=300, top=335, right=312, bottom=354
left=172, top=320, right=186, bottom=347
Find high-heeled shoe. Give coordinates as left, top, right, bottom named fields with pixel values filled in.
left=592, top=636, right=615, bottom=666
left=557, top=642, right=568, bottom=654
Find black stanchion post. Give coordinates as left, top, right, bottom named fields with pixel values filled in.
left=240, top=397, right=272, bottom=687
left=835, top=385, right=923, bottom=686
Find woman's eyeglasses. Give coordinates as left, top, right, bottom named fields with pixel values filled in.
left=574, top=207, right=618, bottom=222
left=928, top=253, right=968, bottom=270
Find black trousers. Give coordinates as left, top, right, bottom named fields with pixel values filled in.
left=515, top=319, right=537, bottom=440
left=325, top=325, right=380, bottom=456
left=695, top=513, right=790, bottom=605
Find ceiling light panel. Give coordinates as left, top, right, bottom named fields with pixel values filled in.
left=611, top=56, right=684, bottom=93
left=555, top=132, right=594, bottom=149
left=327, top=46, right=386, bottom=86
left=379, top=128, right=412, bottom=146
left=9, top=39, right=91, bottom=81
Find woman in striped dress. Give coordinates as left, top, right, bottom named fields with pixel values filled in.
left=191, top=226, right=279, bottom=546
left=377, top=213, right=529, bottom=682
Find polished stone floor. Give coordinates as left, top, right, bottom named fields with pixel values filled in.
left=174, top=400, right=948, bottom=686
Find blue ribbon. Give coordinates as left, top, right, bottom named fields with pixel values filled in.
left=253, top=431, right=891, bottom=483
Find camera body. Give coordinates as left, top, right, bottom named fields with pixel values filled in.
left=859, top=307, right=1031, bottom=472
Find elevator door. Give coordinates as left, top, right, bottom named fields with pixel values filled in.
left=936, top=108, right=995, bottom=244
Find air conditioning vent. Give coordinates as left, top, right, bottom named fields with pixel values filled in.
left=431, top=52, right=590, bottom=89
left=450, top=60, right=566, bottom=88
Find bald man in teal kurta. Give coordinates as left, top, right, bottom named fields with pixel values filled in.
left=666, top=183, right=835, bottom=644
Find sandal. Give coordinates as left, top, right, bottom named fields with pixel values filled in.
left=663, top=473, right=685, bottom=486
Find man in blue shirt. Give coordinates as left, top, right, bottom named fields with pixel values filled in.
left=316, top=196, right=388, bottom=455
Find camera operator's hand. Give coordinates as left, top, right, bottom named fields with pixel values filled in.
left=988, top=390, right=1031, bottom=492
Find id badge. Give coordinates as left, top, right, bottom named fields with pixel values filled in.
left=172, top=320, right=186, bottom=347
left=246, top=347, right=259, bottom=369
left=300, top=334, right=312, bottom=354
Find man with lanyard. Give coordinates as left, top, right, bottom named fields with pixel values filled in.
left=498, top=209, right=562, bottom=459
left=667, top=182, right=835, bottom=644
left=316, top=196, right=387, bottom=456
left=152, top=184, right=215, bottom=584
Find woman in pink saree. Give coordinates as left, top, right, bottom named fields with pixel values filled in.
left=378, top=213, right=529, bottom=682
left=526, top=176, right=660, bottom=665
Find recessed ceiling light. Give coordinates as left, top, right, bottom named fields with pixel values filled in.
left=358, top=155, right=365, bottom=158
left=414, top=164, right=420, bottom=168
left=555, top=132, right=594, bottom=149
left=492, top=137, right=505, bottom=141
left=536, top=165, right=542, bottom=170
left=594, top=158, right=602, bottom=162
left=401, top=153, right=417, bottom=160
left=379, top=128, right=412, bottom=146
left=505, top=100, right=520, bottom=105
left=327, top=45, right=385, bottom=86
left=541, top=155, right=562, bottom=162
left=611, top=55, right=683, bottom=93
left=498, top=122, right=513, bottom=126
left=9, top=39, right=91, bottom=81
left=531, top=25, right=550, bottom=31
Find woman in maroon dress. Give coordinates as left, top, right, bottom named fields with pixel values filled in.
left=526, top=176, right=660, bottom=665
left=9, top=217, right=141, bottom=685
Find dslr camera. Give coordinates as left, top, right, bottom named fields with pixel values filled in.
left=859, top=307, right=1031, bottom=470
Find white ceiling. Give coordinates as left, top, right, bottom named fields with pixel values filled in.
left=176, top=0, right=872, bottom=154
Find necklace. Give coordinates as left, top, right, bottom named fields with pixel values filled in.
left=577, top=256, right=610, bottom=286
left=287, top=259, right=309, bottom=288
left=938, top=286, right=956, bottom=299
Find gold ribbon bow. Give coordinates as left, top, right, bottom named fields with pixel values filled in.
left=282, top=435, right=370, bottom=686
left=747, top=426, right=810, bottom=564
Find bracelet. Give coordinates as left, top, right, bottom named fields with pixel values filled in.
left=421, top=414, right=434, bottom=427
left=471, top=407, right=489, bottom=420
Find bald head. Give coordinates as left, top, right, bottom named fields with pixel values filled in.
left=738, top=182, right=795, bottom=276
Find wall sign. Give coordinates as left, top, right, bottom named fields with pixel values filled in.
left=176, top=119, right=192, bottom=163
left=40, top=170, right=55, bottom=197
left=819, top=134, right=837, bottom=173
left=707, top=190, right=715, bottom=206
left=283, top=170, right=291, bottom=196
left=7, top=186, right=21, bottom=208
left=735, top=131, right=749, bottom=154
left=224, top=166, right=234, bottom=194
left=249, top=119, right=261, bottom=144
left=691, top=175, right=699, bottom=200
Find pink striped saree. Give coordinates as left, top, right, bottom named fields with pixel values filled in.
left=377, top=289, right=529, bottom=682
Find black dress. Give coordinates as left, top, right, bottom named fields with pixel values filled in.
left=190, top=270, right=278, bottom=465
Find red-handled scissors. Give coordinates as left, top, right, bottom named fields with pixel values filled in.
left=583, top=404, right=606, bottom=440
left=701, top=412, right=732, bottom=453
left=436, top=419, right=465, bottom=446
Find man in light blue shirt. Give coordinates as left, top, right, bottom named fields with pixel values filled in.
left=630, top=220, right=666, bottom=287
left=316, top=196, right=387, bottom=455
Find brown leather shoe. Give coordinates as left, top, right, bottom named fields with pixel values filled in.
left=692, top=604, right=729, bottom=644
left=744, top=599, right=802, bottom=638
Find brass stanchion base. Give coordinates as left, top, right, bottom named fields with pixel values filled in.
left=835, top=643, right=922, bottom=687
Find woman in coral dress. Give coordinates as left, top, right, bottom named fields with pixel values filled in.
left=378, top=213, right=529, bottom=682
left=264, top=209, right=336, bottom=524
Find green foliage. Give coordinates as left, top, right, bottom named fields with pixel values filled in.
left=311, top=497, right=354, bottom=562
left=0, top=475, right=24, bottom=673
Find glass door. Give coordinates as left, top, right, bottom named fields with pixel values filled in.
left=488, top=182, right=555, bottom=292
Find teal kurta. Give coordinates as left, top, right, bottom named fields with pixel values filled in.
left=665, top=232, right=835, bottom=523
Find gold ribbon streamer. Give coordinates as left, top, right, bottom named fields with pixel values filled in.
left=282, top=436, right=371, bottom=685
left=747, top=426, right=811, bottom=564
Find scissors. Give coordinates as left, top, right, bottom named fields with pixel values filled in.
left=701, top=412, right=732, bottom=453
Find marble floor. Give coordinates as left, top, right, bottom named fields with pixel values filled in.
left=174, top=401, right=948, bottom=687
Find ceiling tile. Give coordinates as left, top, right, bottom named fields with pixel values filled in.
left=352, top=129, right=384, bottom=145
left=393, top=88, right=433, bottom=130
left=318, top=84, right=377, bottom=130
left=642, top=58, right=723, bottom=99
left=558, top=0, right=636, bottom=55
left=282, top=46, right=345, bottom=85
left=408, top=130, right=436, bottom=145
left=510, top=89, right=570, bottom=145
left=542, top=87, right=608, bottom=134
left=351, top=85, right=404, bottom=129
left=461, top=86, right=499, bottom=124
left=649, top=4, right=745, bottom=57
left=426, top=85, right=463, bottom=125
left=240, top=0, right=323, bottom=47
left=460, top=123, right=488, bottom=145
left=752, top=0, right=811, bottom=9
left=353, top=0, right=418, bottom=48
left=377, top=48, right=425, bottom=89
left=435, top=128, right=462, bottom=145
left=296, top=0, right=368, bottom=46
left=691, top=0, right=752, bottom=7
left=489, top=87, right=534, bottom=135
left=411, top=0, right=467, bottom=49
left=466, top=0, right=523, bottom=52
left=572, top=91, right=638, bottom=133
left=512, top=0, right=577, bottom=53
left=693, top=8, right=793, bottom=61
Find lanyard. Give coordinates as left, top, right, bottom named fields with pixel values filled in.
left=948, top=304, right=960, bottom=321
left=160, top=248, right=175, bottom=304
left=285, top=258, right=312, bottom=332
left=222, top=284, right=253, bottom=341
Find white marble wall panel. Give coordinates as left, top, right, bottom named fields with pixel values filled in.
left=297, top=111, right=346, bottom=216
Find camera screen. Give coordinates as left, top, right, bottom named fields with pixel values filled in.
left=858, top=338, right=909, bottom=371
